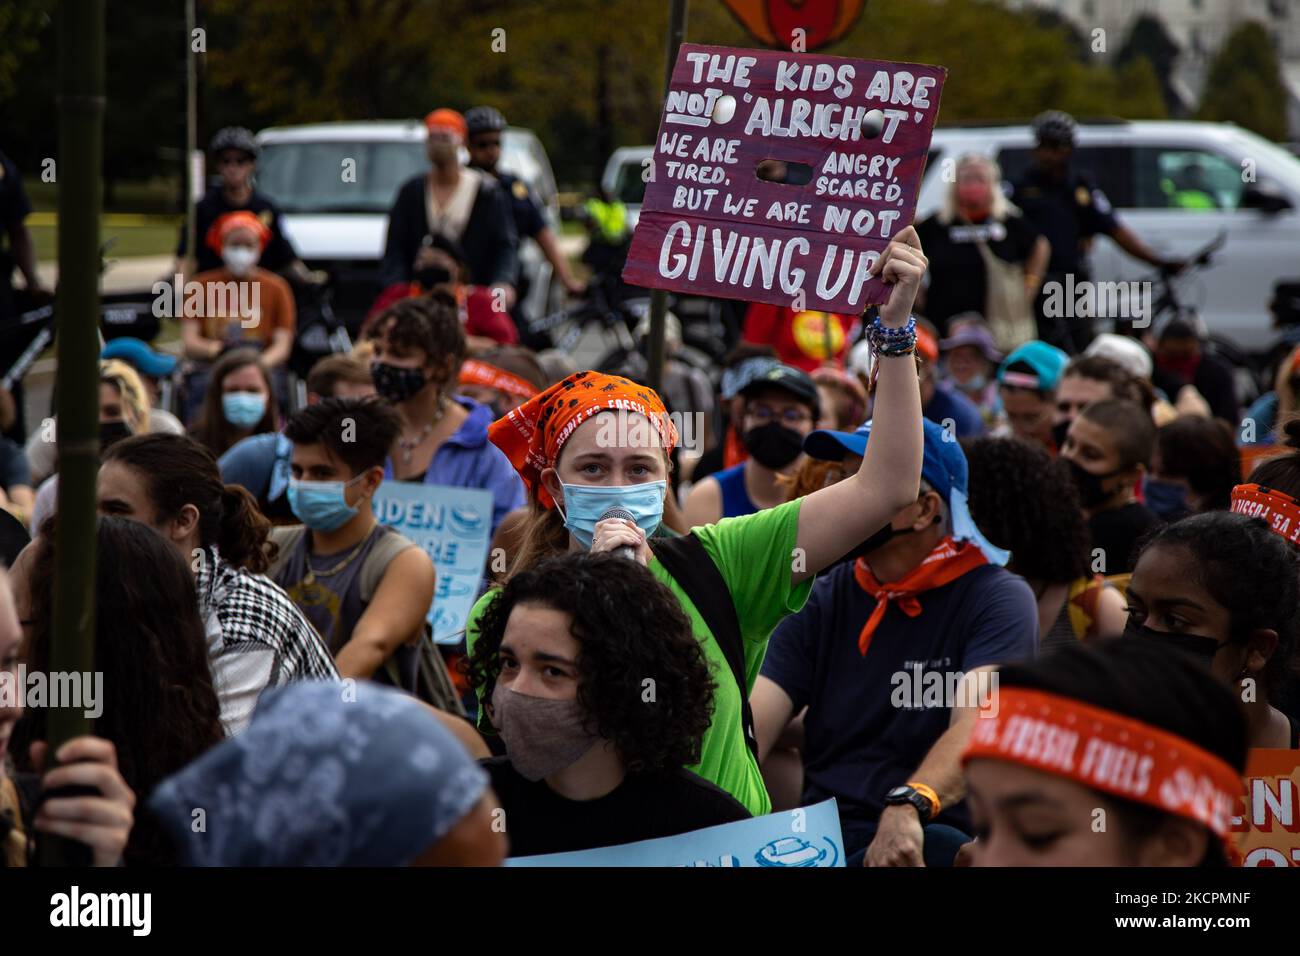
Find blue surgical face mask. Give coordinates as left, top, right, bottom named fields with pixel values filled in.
left=222, top=391, right=267, bottom=429
left=960, top=372, right=988, bottom=392
left=556, top=480, right=667, bottom=550
left=288, top=473, right=366, bottom=532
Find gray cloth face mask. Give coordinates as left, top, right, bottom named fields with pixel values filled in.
left=490, top=682, right=602, bottom=781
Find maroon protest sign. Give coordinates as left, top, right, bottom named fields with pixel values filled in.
left=623, top=44, right=945, bottom=314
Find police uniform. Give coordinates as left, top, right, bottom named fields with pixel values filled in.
left=1012, top=164, right=1119, bottom=353
left=484, top=169, right=548, bottom=347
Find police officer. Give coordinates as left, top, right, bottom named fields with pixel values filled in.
left=1013, top=111, right=1183, bottom=354
left=464, top=106, right=584, bottom=347
left=171, top=127, right=323, bottom=283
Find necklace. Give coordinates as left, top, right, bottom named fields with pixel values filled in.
left=302, top=522, right=379, bottom=586
left=398, top=396, right=448, bottom=465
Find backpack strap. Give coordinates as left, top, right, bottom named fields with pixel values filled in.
left=649, top=533, right=758, bottom=761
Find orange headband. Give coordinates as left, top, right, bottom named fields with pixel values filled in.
left=206, top=210, right=271, bottom=256
left=962, top=687, right=1243, bottom=849
left=460, top=359, right=538, bottom=401
left=488, top=371, right=676, bottom=510
left=1231, top=483, right=1300, bottom=548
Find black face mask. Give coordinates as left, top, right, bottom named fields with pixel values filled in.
left=415, top=265, right=453, bottom=289
left=370, top=361, right=428, bottom=404
left=1123, top=619, right=1223, bottom=670
left=837, top=514, right=940, bottom=566
left=742, top=422, right=804, bottom=470
left=1066, top=458, right=1125, bottom=510
left=99, top=420, right=133, bottom=454
left=1051, top=418, right=1071, bottom=450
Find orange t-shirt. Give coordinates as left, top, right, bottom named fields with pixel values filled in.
left=188, top=266, right=296, bottom=347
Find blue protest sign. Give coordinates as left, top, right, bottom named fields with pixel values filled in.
left=371, top=481, right=493, bottom=644
left=507, top=798, right=843, bottom=867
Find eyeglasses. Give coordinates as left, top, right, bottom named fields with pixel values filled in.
left=217, top=153, right=253, bottom=167
left=746, top=404, right=812, bottom=427
left=472, top=138, right=502, bottom=149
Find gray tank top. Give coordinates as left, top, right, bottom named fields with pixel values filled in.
left=270, top=523, right=411, bottom=655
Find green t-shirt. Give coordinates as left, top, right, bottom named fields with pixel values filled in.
left=465, top=498, right=812, bottom=817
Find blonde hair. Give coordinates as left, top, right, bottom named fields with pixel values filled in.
left=100, top=359, right=151, bottom=434
left=1275, top=346, right=1300, bottom=419
left=938, top=152, right=1019, bottom=225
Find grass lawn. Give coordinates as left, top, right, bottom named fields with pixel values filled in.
left=30, top=219, right=181, bottom=264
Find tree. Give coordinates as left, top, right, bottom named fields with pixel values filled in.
left=1197, top=20, right=1289, bottom=142
left=1118, top=14, right=1183, bottom=116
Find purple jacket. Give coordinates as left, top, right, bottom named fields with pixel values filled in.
left=383, top=396, right=525, bottom=536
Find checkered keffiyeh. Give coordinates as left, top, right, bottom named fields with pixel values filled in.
left=197, top=546, right=338, bottom=687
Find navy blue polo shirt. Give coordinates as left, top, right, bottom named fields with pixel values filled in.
left=760, top=558, right=1037, bottom=831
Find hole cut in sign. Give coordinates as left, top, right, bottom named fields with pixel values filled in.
left=710, top=94, right=737, bottom=124
left=861, top=109, right=886, bottom=140
left=755, top=159, right=814, bottom=186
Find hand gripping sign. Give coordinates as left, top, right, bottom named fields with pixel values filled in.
left=623, top=44, right=945, bottom=314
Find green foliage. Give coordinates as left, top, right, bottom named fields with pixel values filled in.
left=1196, top=20, right=1289, bottom=142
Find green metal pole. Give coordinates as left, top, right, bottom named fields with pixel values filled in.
left=185, top=0, right=197, bottom=276
left=41, top=0, right=104, bottom=866
left=646, top=0, right=688, bottom=394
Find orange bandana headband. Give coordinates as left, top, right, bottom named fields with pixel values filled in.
left=1230, top=483, right=1300, bottom=548
left=206, top=210, right=271, bottom=256
left=488, top=371, right=677, bottom=509
left=460, top=359, right=538, bottom=401
left=962, top=687, right=1243, bottom=850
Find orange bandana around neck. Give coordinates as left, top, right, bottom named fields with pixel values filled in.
left=488, top=371, right=676, bottom=510
left=852, top=536, right=989, bottom=656
left=962, top=687, right=1244, bottom=857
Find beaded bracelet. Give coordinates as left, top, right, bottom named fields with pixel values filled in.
left=868, top=314, right=917, bottom=357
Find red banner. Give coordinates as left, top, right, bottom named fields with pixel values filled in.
left=623, top=44, right=945, bottom=314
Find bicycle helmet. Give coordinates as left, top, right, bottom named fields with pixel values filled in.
left=1032, top=110, right=1076, bottom=148
left=210, top=126, right=260, bottom=160
left=464, top=106, right=507, bottom=137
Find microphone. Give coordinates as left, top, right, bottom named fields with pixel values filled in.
left=599, top=506, right=640, bottom=560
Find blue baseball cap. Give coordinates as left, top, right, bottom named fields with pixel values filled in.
left=101, top=337, right=177, bottom=379
left=803, top=418, right=1010, bottom=565
left=996, top=340, right=1068, bottom=393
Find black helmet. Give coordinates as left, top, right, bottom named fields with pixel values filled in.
left=1032, top=110, right=1076, bottom=148
left=464, top=106, right=507, bottom=137
left=210, top=126, right=260, bottom=159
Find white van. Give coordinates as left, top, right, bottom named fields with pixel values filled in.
left=917, top=120, right=1300, bottom=353
left=255, top=121, right=560, bottom=326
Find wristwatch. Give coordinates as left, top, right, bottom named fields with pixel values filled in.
left=885, top=783, right=939, bottom=824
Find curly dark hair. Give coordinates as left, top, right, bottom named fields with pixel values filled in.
left=1136, top=511, right=1300, bottom=702
left=963, top=435, right=1090, bottom=584
left=18, top=516, right=225, bottom=865
left=466, top=552, right=716, bottom=775
left=365, top=292, right=466, bottom=391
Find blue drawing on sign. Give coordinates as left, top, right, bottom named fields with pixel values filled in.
left=754, top=836, right=840, bottom=868
left=450, top=505, right=485, bottom=538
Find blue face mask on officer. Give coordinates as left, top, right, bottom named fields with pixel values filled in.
left=555, top=481, right=667, bottom=550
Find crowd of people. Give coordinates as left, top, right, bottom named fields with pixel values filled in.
left=1, top=102, right=1298, bottom=871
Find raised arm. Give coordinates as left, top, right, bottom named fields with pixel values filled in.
left=792, top=227, right=926, bottom=584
